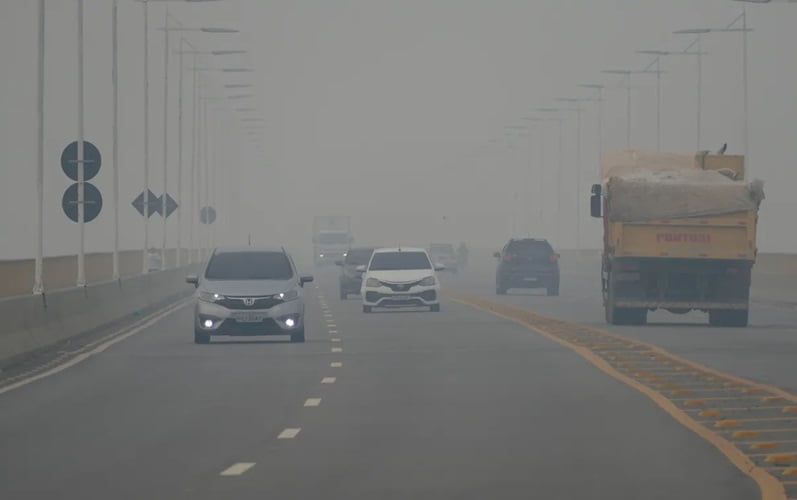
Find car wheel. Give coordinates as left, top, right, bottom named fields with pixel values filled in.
left=363, top=305, right=372, bottom=314
left=430, top=304, right=441, bottom=312
left=194, top=329, right=210, bottom=344
left=546, top=282, right=560, bottom=296
left=496, top=285, right=507, bottom=295
left=290, top=328, right=306, bottom=343
left=340, top=290, right=348, bottom=300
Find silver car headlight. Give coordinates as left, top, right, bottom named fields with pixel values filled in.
left=365, top=277, right=381, bottom=288
left=278, top=289, right=300, bottom=302
left=419, top=276, right=437, bottom=286
left=198, top=291, right=225, bottom=303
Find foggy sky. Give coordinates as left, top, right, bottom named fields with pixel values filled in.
left=1, top=1, right=795, bottom=262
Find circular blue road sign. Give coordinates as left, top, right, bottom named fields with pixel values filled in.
left=62, top=182, right=103, bottom=223
left=61, top=141, right=102, bottom=181
left=200, top=206, right=217, bottom=225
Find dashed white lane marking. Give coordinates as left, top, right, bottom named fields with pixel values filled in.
left=324, top=313, right=333, bottom=318
left=327, top=324, right=337, bottom=329
left=321, top=377, right=336, bottom=384
left=278, top=428, right=301, bottom=439
left=328, top=330, right=338, bottom=334
left=304, top=398, right=322, bottom=407
left=331, top=338, right=341, bottom=342
left=331, top=347, right=342, bottom=353
left=330, top=362, right=343, bottom=368
left=220, top=463, right=256, bottom=476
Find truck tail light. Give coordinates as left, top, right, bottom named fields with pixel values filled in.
left=502, top=254, right=513, bottom=263
left=726, top=267, right=740, bottom=275
left=549, top=254, right=559, bottom=263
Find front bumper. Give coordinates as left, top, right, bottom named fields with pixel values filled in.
left=194, top=298, right=304, bottom=336
left=361, top=286, right=440, bottom=307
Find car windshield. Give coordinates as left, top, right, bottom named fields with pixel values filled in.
left=205, top=252, right=294, bottom=280
left=345, top=248, right=374, bottom=265
left=507, top=241, right=553, bottom=259
left=318, top=233, right=349, bottom=244
left=369, top=251, right=432, bottom=271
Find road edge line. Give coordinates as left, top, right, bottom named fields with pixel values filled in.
left=0, top=298, right=191, bottom=396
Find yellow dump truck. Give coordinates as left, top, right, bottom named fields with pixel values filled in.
left=589, top=150, right=764, bottom=326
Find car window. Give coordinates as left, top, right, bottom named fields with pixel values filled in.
left=369, top=251, right=432, bottom=271
left=506, top=240, right=553, bottom=258
left=345, top=249, right=374, bottom=265
left=205, top=252, right=294, bottom=280
left=318, top=233, right=349, bottom=244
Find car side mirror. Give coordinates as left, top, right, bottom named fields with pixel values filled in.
left=186, top=275, right=199, bottom=287
left=590, top=184, right=602, bottom=218
left=335, top=260, right=343, bottom=266
left=434, top=264, right=446, bottom=272
left=299, top=275, right=314, bottom=287
left=493, top=252, right=501, bottom=259
left=355, top=265, right=367, bottom=273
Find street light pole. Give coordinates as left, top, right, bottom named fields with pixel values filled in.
left=112, top=0, right=120, bottom=280
left=34, top=0, right=45, bottom=294
left=77, top=0, right=86, bottom=287
left=176, top=36, right=185, bottom=268
left=161, top=6, right=170, bottom=270
left=579, top=84, right=605, bottom=182
left=142, top=0, right=150, bottom=274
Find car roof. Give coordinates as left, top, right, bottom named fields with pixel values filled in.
left=347, top=247, right=376, bottom=252
left=373, top=247, right=427, bottom=254
left=212, top=247, right=288, bottom=254
left=506, top=238, right=550, bottom=244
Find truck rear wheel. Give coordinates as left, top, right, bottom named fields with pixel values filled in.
left=607, top=303, right=647, bottom=326
left=709, top=310, right=748, bottom=327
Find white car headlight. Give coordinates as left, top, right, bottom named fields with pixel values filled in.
left=278, top=289, right=300, bottom=301
left=419, top=276, right=436, bottom=286
left=365, top=277, right=381, bottom=288
left=198, top=291, right=225, bottom=303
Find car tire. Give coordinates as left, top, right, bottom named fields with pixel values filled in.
left=430, top=304, right=441, bottom=312
left=496, top=284, right=508, bottom=295
left=290, top=328, right=306, bottom=343
left=546, top=284, right=560, bottom=296
left=194, top=329, right=210, bottom=344
left=363, top=305, right=372, bottom=314
left=340, top=290, right=348, bottom=300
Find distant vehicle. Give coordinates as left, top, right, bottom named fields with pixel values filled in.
left=186, top=248, right=314, bottom=344
left=428, top=243, right=458, bottom=273
left=313, top=215, right=353, bottom=266
left=494, top=238, right=560, bottom=296
left=336, top=247, right=376, bottom=300
left=360, top=247, right=444, bottom=313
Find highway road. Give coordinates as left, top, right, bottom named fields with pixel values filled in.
left=1, top=257, right=796, bottom=499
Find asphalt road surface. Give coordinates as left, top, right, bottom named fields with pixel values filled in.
left=4, top=257, right=796, bottom=499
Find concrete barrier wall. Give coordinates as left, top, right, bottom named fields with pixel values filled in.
left=0, top=249, right=200, bottom=298
left=0, top=264, right=200, bottom=365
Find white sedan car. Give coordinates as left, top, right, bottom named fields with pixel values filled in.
left=359, top=247, right=443, bottom=313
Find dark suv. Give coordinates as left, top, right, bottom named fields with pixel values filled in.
left=494, top=239, right=560, bottom=296
left=336, top=247, right=375, bottom=299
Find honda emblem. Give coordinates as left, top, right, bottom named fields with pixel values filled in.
left=243, top=298, right=256, bottom=306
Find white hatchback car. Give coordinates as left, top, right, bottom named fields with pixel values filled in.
left=359, top=247, right=443, bottom=313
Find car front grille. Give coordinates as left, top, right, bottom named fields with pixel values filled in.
left=217, top=295, right=283, bottom=310
left=380, top=280, right=422, bottom=292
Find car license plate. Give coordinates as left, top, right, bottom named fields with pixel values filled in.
left=523, top=277, right=538, bottom=282
left=233, top=312, right=266, bottom=323
left=393, top=295, right=413, bottom=301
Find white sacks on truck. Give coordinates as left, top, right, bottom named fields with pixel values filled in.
left=601, top=150, right=765, bottom=223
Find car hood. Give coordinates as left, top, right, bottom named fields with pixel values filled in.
left=199, top=279, right=296, bottom=296
left=366, top=270, right=434, bottom=283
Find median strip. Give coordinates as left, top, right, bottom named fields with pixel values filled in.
left=447, top=290, right=797, bottom=500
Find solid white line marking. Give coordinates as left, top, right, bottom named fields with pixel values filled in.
left=278, top=428, right=301, bottom=439
left=331, top=347, right=342, bottom=353
left=0, top=298, right=191, bottom=396
left=304, top=398, right=322, bottom=407
left=321, top=377, right=336, bottom=384
left=220, top=462, right=256, bottom=476
left=331, top=338, right=341, bottom=342
left=330, top=362, right=343, bottom=368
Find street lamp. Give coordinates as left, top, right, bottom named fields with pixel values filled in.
left=225, top=84, right=252, bottom=89
left=675, top=18, right=753, bottom=160
left=602, top=69, right=659, bottom=148
left=227, top=94, right=254, bottom=99
left=579, top=84, right=605, bottom=180
left=556, top=98, right=589, bottom=248
left=536, top=108, right=566, bottom=243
